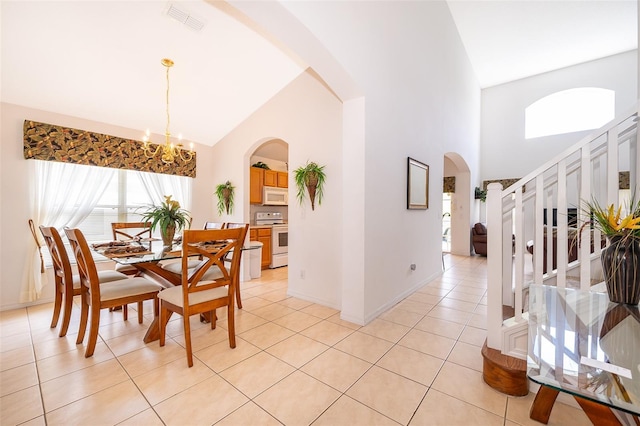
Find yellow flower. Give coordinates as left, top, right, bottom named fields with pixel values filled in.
left=605, top=204, right=640, bottom=231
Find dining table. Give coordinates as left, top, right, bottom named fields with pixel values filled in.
left=91, top=237, right=256, bottom=343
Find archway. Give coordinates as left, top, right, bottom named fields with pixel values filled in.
left=443, top=152, right=472, bottom=256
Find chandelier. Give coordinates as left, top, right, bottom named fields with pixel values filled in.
left=142, top=58, right=194, bottom=164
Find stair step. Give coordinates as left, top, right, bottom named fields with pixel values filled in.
left=481, top=340, right=528, bottom=396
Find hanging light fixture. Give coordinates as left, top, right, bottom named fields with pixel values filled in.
left=142, top=58, right=194, bottom=164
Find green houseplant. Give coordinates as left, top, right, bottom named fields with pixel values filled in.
left=140, top=195, right=191, bottom=246
left=215, top=180, right=235, bottom=215
left=294, top=161, right=326, bottom=211
left=580, top=197, right=640, bottom=304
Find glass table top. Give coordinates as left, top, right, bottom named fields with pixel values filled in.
left=527, top=285, right=640, bottom=416
left=91, top=239, right=258, bottom=265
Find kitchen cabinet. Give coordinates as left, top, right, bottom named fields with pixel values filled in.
left=250, top=168, right=288, bottom=204
left=264, top=170, right=278, bottom=187
left=277, top=172, right=288, bottom=188
left=250, top=227, right=272, bottom=269
left=250, top=167, right=264, bottom=204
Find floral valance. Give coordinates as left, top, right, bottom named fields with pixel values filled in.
left=23, top=120, right=196, bottom=178
left=443, top=176, right=455, bottom=193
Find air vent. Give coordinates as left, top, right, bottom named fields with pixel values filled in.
left=167, top=4, right=204, bottom=32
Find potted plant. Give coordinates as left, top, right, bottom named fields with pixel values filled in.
left=140, top=195, right=191, bottom=246
left=294, top=161, right=326, bottom=211
left=215, top=180, right=235, bottom=215
left=580, top=197, right=640, bottom=304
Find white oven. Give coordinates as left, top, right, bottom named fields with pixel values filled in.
left=271, top=224, right=288, bottom=268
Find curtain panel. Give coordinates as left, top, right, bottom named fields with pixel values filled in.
left=23, top=120, right=196, bottom=178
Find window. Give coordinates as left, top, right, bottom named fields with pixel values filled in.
left=34, top=160, right=191, bottom=266
left=79, top=170, right=154, bottom=241
left=525, top=88, right=615, bottom=139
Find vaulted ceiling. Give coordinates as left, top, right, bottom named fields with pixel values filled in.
left=1, top=1, right=637, bottom=149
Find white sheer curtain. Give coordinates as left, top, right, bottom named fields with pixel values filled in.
left=21, top=160, right=115, bottom=302
left=136, top=170, right=193, bottom=215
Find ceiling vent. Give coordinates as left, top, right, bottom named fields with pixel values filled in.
left=167, top=4, right=204, bottom=32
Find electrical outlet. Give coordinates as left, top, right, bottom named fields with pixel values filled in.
left=410, top=264, right=416, bottom=271
left=300, top=270, right=305, bottom=279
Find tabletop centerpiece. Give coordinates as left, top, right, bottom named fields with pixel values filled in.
left=581, top=197, right=640, bottom=305
left=141, top=195, right=191, bottom=247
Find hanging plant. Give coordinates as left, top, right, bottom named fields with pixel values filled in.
left=475, top=187, right=487, bottom=202
left=294, top=161, right=326, bottom=210
left=215, top=180, right=235, bottom=215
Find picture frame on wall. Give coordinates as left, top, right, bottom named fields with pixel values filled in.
left=407, top=157, right=429, bottom=209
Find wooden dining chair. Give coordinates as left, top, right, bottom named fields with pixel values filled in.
left=223, top=223, right=250, bottom=309
left=111, top=222, right=152, bottom=276
left=39, top=225, right=130, bottom=337
left=158, top=225, right=248, bottom=367
left=203, top=222, right=225, bottom=230
left=65, top=227, right=163, bottom=357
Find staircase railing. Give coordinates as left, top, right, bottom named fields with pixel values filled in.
left=485, top=102, right=639, bottom=359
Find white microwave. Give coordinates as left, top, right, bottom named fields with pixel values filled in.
left=263, top=187, right=288, bottom=206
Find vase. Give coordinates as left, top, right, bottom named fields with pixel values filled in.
left=161, top=223, right=176, bottom=247
left=601, top=236, right=640, bottom=305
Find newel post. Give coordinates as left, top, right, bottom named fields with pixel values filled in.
left=486, top=182, right=504, bottom=350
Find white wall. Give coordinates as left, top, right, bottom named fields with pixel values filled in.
left=481, top=50, right=638, bottom=181
left=207, top=70, right=344, bottom=309
left=281, top=1, right=481, bottom=322
left=0, top=102, right=216, bottom=310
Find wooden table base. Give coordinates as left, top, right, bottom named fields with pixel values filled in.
left=530, top=384, right=629, bottom=426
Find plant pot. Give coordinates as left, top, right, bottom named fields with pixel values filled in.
left=601, top=236, right=640, bottom=305
left=162, top=223, right=176, bottom=247
left=222, top=188, right=231, bottom=214
left=306, top=173, right=318, bottom=211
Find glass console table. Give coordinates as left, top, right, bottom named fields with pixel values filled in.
left=527, top=285, right=639, bottom=425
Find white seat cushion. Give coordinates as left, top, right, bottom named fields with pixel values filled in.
left=158, top=283, right=229, bottom=308
left=99, top=277, right=163, bottom=301
left=161, top=260, right=202, bottom=274
left=72, top=270, right=129, bottom=290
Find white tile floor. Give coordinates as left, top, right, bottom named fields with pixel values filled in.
left=0, top=255, right=592, bottom=425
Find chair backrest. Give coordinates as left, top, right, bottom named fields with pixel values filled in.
left=180, top=225, right=249, bottom=301
left=39, top=226, right=72, bottom=287
left=111, top=222, right=151, bottom=241
left=65, top=228, right=101, bottom=303
left=203, top=222, right=225, bottom=230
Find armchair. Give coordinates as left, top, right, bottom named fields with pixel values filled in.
left=472, top=223, right=487, bottom=256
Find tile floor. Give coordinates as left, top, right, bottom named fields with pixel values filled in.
left=0, top=254, right=592, bottom=425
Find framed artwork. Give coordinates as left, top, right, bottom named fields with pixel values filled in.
left=407, top=157, right=429, bottom=209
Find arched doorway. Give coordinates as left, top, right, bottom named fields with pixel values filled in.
left=443, top=153, right=472, bottom=256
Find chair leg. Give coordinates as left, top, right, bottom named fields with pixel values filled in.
left=59, top=289, right=74, bottom=337
left=50, top=284, right=63, bottom=329
left=76, top=296, right=89, bottom=345
left=123, top=304, right=128, bottom=321
left=210, top=309, right=217, bottom=329
left=227, top=303, right=236, bottom=349
left=137, top=301, right=143, bottom=324
left=159, top=303, right=167, bottom=347
left=235, top=276, right=242, bottom=309
left=183, top=313, right=193, bottom=367
left=84, top=305, right=101, bottom=358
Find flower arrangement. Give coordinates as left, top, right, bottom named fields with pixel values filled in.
left=140, top=195, right=191, bottom=245
left=581, top=197, right=640, bottom=243
left=581, top=196, right=640, bottom=305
